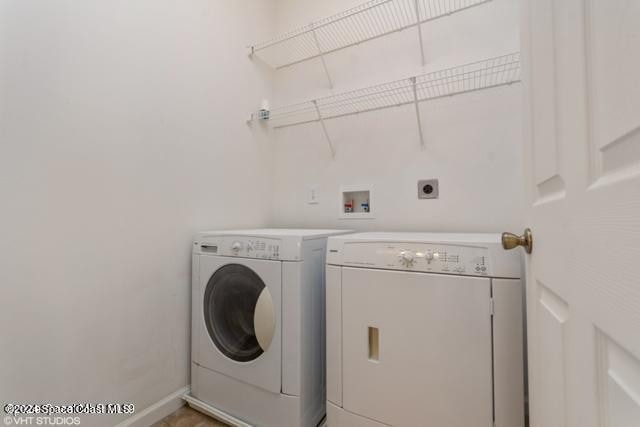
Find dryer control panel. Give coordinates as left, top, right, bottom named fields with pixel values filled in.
left=195, top=235, right=283, bottom=260
left=327, top=232, right=522, bottom=278
left=334, top=242, right=492, bottom=277
left=326, top=232, right=521, bottom=279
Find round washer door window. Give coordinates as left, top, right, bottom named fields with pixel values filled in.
left=204, top=264, right=276, bottom=362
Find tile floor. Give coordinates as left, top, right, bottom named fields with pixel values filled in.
left=152, top=405, right=229, bottom=427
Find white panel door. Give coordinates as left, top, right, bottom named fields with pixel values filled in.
left=340, top=267, right=493, bottom=427
left=522, top=1, right=640, bottom=427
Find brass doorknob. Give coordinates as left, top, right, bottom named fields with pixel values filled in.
left=502, top=228, right=533, bottom=254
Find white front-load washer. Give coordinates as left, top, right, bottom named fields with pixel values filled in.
left=187, top=229, right=350, bottom=427
left=325, top=232, right=526, bottom=427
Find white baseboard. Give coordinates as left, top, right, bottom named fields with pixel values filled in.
left=114, top=386, right=190, bottom=427
left=183, top=394, right=253, bottom=427
left=183, top=395, right=327, bottom=427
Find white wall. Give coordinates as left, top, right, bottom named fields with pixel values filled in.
left=270, top=0, right=524, bottom=233
left=0, top=0, right=524, bottom=423
left=0, top=1, right=274, bottom=425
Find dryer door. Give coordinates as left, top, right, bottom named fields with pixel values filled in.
left=340, top=267, right=493, bottom=427
left=197, top=256, right=281, bottom=393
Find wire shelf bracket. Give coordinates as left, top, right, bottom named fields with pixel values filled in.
left=413, top=0, right=426, bottom=66
left=410, top=76, right=426, bottom=148
left=312, top=100, right=337, bottom=158
left=248, top=0, right=493, bottom=74
left=251, top=53, right=521, bottom=157
left=309, top=23, right=334, bottom=89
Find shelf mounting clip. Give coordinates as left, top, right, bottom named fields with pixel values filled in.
left=312, top=100, right=336, bottom=159
left=310, top=23, right=334, bottom=89
left=410, top=76, right=426, bottom=149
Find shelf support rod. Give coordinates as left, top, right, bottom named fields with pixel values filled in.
left=410, top=77, right=425, bottom=149
left=310, top=23, right=334, bottom=89
left=413, top=0, right=426, bottom=66
left=312, top=100, right=336, bottom=158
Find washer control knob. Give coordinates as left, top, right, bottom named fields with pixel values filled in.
left=231, top=241, right=243, bottom=252
left=399, top=251, right=416, bottom=267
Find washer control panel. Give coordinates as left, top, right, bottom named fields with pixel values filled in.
left=340, top=242, right=491, bottom=276
left=196, top=236, right=282, bottom=260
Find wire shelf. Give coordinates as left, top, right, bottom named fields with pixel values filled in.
left=249, top=0, right=492, bottom=69
left=262, top=53, right=521, bottom=130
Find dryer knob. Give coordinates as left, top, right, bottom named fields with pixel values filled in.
left=425, top=252, right=439, bottom=263
left=399, top=251, right=416, bottom=267
left=231, top=241, right=243, bottom=252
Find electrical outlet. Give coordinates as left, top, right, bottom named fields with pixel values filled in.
left=308, top=186, right=319, bottom=204
left=418, top=179, right=439, bottom=199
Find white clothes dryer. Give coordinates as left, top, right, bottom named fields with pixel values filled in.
left=325, top=232, right=525, bottom=427
left=187, top=229, right=350, bottom=427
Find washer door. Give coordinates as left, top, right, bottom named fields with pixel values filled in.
left=196, top=256, right=282, bottom=394
left=204, top=264, right=276, bottom=362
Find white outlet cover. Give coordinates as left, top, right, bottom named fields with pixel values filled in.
left=308, top=186, right=319, bottom=204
